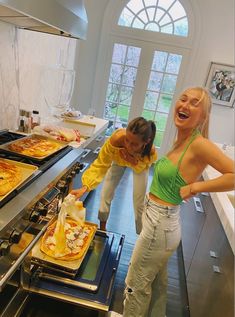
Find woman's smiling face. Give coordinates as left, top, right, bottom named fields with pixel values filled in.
left=174, top=89, right=204, bottom=131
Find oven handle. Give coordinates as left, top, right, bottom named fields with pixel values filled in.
left=37, top=272, right=98, bottom=291
left=81, top=149, right=91, bottom=159
left=79, top=162, right=89, bottom=173
left=116, top=235, right=125, bottom=261
left=0, top=225, right=49, bottom=291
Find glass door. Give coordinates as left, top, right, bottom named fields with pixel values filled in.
left=103, top=42, right=182, bottom=149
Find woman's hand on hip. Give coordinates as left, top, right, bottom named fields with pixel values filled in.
left=180, top=183, right=197, bottom=201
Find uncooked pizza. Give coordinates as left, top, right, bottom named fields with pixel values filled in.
left=0, top=159, right=22, bottom=196
left=40, top=218, right=96, bottom=261
left=8, top=137, right=61, bottom=158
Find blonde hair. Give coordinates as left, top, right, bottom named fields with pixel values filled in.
left=183, top=86, right=212, bottom=138
left=171, top=87, right=212, bottom=151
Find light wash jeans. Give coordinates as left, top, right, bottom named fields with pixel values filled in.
left=98, top=162, right=149, bottom=234
left=123, top=194, right=181, bottom=317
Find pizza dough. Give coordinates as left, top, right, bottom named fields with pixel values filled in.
left=8, top=137, right=61, bottom=158
left=0, top=159, right=23, bottom=196
left=40, top=218, right=96, bottom=261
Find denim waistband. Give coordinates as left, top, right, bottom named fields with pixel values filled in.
left=146, top=194, right=179, bottom=213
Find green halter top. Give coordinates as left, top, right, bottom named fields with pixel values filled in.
left=150, top=130, right=200, bottom=205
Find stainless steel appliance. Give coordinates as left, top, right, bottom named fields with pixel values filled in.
left=0, top=129, right=124, bottom=317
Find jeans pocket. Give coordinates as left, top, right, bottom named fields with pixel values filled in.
left=164, top=225, right=181, bottom=251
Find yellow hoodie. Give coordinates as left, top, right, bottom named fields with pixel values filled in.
left=82, top=133, right=157, bottom=191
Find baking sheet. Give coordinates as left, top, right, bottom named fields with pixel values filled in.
left=0, top=158, right=38, bottom=201
left=0, top=134, right=68, bottom=161
left=31, top=221, right=98, bottom=274
left=60, top=118, right=96, bottom=138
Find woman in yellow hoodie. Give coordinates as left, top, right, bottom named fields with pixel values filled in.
left=71, top=117, right=157, bottom=233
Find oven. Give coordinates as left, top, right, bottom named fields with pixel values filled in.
left=0, top=129, right=124, bottom=317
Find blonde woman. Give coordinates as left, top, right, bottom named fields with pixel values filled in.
left=120, top=87, right=235, bottom=317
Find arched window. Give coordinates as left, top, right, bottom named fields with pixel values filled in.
left=118, top=0, right=188, bottom=36
left=93, top=0, right=194, bottom=152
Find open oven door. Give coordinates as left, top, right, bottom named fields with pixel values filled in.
left=28, top=230, right=124, bottom=313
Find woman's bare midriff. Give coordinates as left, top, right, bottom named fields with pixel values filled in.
left=149, top=192, right=178, bottom=207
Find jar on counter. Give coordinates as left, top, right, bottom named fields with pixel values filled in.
left=24, top=111, right=32, bottom=133
left=31, top=110, right=40, bottom=129
left=18, top=109, right=26, bottom=132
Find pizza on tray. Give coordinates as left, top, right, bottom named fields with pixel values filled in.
left=8, top=137, right=61, bottom=158
left=40, top=218, right=96, bottom=261
left=0, top=159, right=22, bottom=196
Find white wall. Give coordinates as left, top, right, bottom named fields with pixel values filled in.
left=73, top=0, right=234, bottom=145
left=0, top=22, right=77, bottom=130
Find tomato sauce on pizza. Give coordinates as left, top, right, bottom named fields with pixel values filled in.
left=0, top=159, right=22, bottom=196
left=40, top=218, right=96, bottom=261
left=8, top=137, right=61, bottom=158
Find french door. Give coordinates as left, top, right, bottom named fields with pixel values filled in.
left=103, top=39, right=187, bottom=151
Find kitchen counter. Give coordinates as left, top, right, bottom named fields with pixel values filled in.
left=202, top=144, right=234, bottom=254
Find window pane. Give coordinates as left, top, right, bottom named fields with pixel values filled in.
left=117, top=105, right=130, bottom=123
left=157, top=94, right=173, bottom=113
left=146, top=22, right=160, bottom=32
left=148, top=71, right=163, bottom=91
left=133, top=17, right=145, bottom=29
left=144, top=91, right=159, bottom=110
left=159, top=14, right=171, bottom=26
left=119, top=86, right=133, bottom=105
left=161, top=24, right=173, bottom=34
left=122, top=66, right=137, bottom=86
left=112, top=44, right=127, bottom=64
left=147, top=7, right=156, bottom=21
left=166, top=54, right=182, bottom=74
left=152, top=51, right=168, bottom=71
left=139, top=10, right=148, bottom=23
left=168, top=2, right=186, bottom=20
left=118, top=0, right=188, bottom=37
left=104, top=101, right=116, bottom=120
left=158, top=0, right=175, bottom=11
left=106, top=83, right=120, bottom=103
left=118, top=8, right=133, bottom=27
left=161, top=74, right=177, bottom=93
left=155, top=112, right=168, bottom=130
left=126, top=46, right=141, bottom=67
left=174, top=18, right=188, bottom=36
left=127, top=0, right=143, bottom=13
left=110, top=64, right=123, bottom=84
left=142, top=109, right=155, bottom=120
left=154, top=130, right=164, bottom=147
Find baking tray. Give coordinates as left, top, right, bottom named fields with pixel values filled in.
left=31, top=221, right=98, bottom=277
left=59, top=118, right=96, bottom=138
left=0, top=158, right=38, bottom=201
left=0, top=134, right=68, bottom=161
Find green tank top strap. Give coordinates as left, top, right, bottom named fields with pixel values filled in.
left=177, top=129, right=200, bottom=170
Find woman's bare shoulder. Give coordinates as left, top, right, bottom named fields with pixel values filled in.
left=191, top=136, right=227, bottom=163
left=110, top=129, right=126, bottom=147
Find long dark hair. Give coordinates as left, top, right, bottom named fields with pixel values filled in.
left=127, top=117, right=156, bottom=158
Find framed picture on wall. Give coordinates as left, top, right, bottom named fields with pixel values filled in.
left=205, top=62, right=235, bottom=107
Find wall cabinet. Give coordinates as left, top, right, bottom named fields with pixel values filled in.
left=181, top=194, right=234, bottom=317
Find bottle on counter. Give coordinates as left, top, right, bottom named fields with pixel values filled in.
left=24, top=111, right=32, bottom=133
left=31, top=110, right=40, bottom=129
left=18, top=109, right=26, bottom=132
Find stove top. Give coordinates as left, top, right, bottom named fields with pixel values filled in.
left=0, top=130, right=72, bottom=208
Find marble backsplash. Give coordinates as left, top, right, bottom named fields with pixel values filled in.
left=0, top=21, right=78, bottom=131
